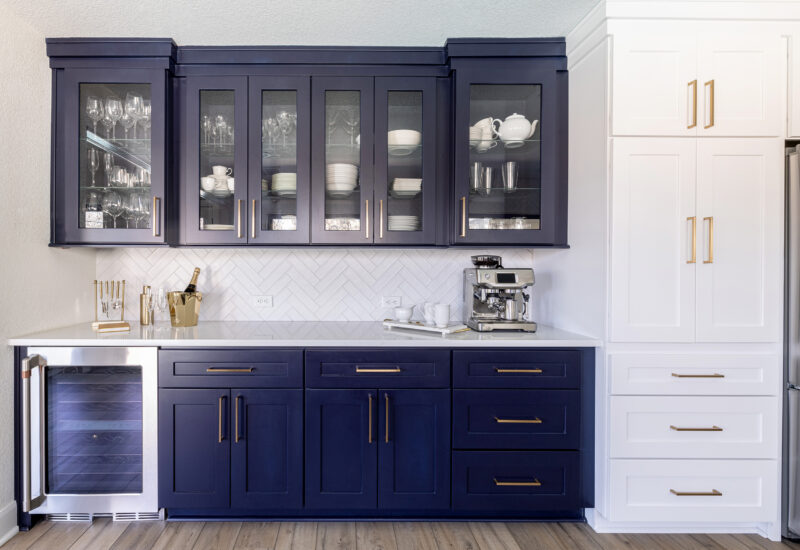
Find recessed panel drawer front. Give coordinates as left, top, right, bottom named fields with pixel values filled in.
left=305, top=349, right=450, bottom=388
left=609, top=353, right=779, bottom=396
left=453, top=390, right=579, bottom=449
left=452, top=451, right=580, bottom=511
left=610, top=396, right=778, bottom=459
left=453, top=350, right=580, bottom=389
left=609, top=459, right=778, bottom=522
left=159, top=349, right=303, bottom=388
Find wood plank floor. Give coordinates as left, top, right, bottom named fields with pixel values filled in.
left=6, top=520, right=800, bottom=550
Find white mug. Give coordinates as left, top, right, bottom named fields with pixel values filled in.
left=227, top=177, right=235, bottom=191
left=423, top=302, right=435, bottom=325
left=200, top=176, right=216, bottom=192
left=212, top=165, right=232, bottom=177
left=434, top=303, right=450, bottom=328
left=473, top=117, right=493, bottom=132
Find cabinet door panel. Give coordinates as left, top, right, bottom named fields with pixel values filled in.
left=698, top=35, right=783, bottom=137
left=378, top=390, right=449, bottom=509
left=305, top=389, right=377, bottom=509
left=696, top=139, right=782, bottom=342
left=231, top=389, right=303, bottom=509
left=610, top=138, right=696, bottom=342
left=158, top=389, right=229, bottom=508
left=611, top=34, right=697, bottom=136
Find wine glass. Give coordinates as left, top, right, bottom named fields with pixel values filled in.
left=120, top=112, right=135, bottom=139
left=155, top=287, right=168, bottom=322
left=103, top=153, right=114, bottom=187
left=101, top=191, right=123, bottom=228
left=125, top=93, right=144, bottom=138
left=140, top=100, right=152, bottom=139
left=202, top=115, right=212, bottom=145
left=86, top=96, right=103, bottom=134
left=87, top=148, right=100, bottom=187
left=100, top=111, right=114, bottom=139
left=343, top=108, right=360, bottom=145
left=277, top=111, right=292, bottom=147
left=131, top=193, right=149, bottom=228
left=121, top=194, right=136, bottom=228
left=105, top=97, right=123, bottom=140
left=215, top=115, right=227, bottom=146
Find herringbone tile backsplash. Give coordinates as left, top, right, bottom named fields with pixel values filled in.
left=96, top=249, right=534, bottom=322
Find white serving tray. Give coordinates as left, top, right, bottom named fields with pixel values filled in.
left=382, top=320, right=470, bottom=336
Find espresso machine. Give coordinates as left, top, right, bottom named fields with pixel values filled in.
left=463, top=255, right=536, bottom=332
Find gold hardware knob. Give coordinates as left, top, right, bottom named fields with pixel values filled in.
left=379, top=199, right=384, bottom=239
left=670, top=425, right=723, bottom=432
left=494, top=417, right=542, bottom=424
left=494, top=368, right=543, bottom=374
left=218, top=396, right=224, bottom=443
left=460, top=196, right=466, bottom=237
left=237, top=199, right=243, bottom=238
left=670, top=489, right=722, bottom=496
left=671, top=372, right=724, bottom=378
left=365, top=199, right=370, bottom=239
left=385, top=393, right=389, bottom=443
left=368, top=394, right=373, bottom=444
left=235, top=396, right=240, bottom=443
left=251, top=199, right=256, bottom=239
left=356, top=366, right=402, bottom=373
left=687, top=80, right=698, bottom=129
left=206, top=367, right=254, bottom=373
left=494, top=478, right=541, bottom=487
left=152, top=196, right=160, bottom=237
left=704, top=79, right=715, bottom=129
left=703, top=216, right=714, bottom=263
left=687, top=216, right=696, bottom=264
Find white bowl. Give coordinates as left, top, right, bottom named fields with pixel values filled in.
left=394, top=306, right=413, bottom=323
left=388, top=129, right=421, bottom=147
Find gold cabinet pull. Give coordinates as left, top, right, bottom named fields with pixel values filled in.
left=234, top=395, right=241, bottom=443
left=704, top=80, right=715, bottom=129
left=703, top=216, right=714, bottom=263
left=384, top=393, right=390, bottom=443
left=494, top=368, right=543, bottom=374
left=368, top=394, right=373, bottom=444
left=670, top=489, right=722, bottom=496
left=218, top=396, right=224, bottom=443
left=365, top=199, right=370, bottom=239
left=460, top=196, right=466, bottom=237
left=206, top=367, right=254, bottom=373
left=687, top=216, right=696, bottom=263
left=251, top=199, right=256, bottom=239
left=687, top=80, right=698, bottom=129
left=671, top=372, right=724, bottom=378
left=494, top=478, right=541, bottom=487
left=356, top=366, right=402, bottom=373
left=494, top=416, right=542, bottom=424
left=237, top=199, right=243, bottom=238
left=379, top=199, right=384, bottom=238
left=670, top=425, right=723, bottom=432
left=152, top=196, right=161, bottom=237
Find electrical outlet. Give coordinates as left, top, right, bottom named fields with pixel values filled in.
left=253, top=295, right=273, bottom=308
left=381, top=296, right=402, bottom=308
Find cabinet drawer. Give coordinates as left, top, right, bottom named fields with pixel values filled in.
left=609, top=459, right=778, bottom=522
left=159, top=349, right=302, bottom=388
left=610, top=396, right=778, bottom=459
left=305, top=349, right=450, bottom=388
left=453, top=390, right=579, bottom=449
left=610, top=353, right=779, bottom=396
left=453, top=350, right=580, bottom=389
left=452, top=451, right=580, bottom=511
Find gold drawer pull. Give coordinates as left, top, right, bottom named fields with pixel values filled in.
left=671, top=372, right=724, bottom=378
left=494, top=417, right=542, bottom=424
left=368, top=394, right=373, bottom=444
left=206, top=367, right=254, bottom=373
left=670, top=425, right=723, bottom=432
left=218, top=396, right=224, bottom=443
left=355, top=366, right=402, bottom=373
left=494, top=368, right=543, bottom=374
left=670, top=489, right=722, bottom=497
left=494, top=478, right=541, bottom=487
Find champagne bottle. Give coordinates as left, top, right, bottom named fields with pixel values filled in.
left=184, top=268, right=201, bottom=293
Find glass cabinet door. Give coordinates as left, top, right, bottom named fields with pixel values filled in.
left=183, top=77, right=248, bottom=244
left=311, top=77, right=374, bottom=244
left=374, top=77, right=437, bottom=244
left=248, top=77, right=310, bottom=244
left=59, top=69, right=166, bottom=244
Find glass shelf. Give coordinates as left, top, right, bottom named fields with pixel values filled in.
left=84, top=131, right=151, bottom=172
left=81, top=185, right=152, bottom=192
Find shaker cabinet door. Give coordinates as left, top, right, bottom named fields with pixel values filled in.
left=610, top=138, right=697, bottom=342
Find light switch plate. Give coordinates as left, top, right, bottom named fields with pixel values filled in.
left=381, top=296, right=402, bottom=308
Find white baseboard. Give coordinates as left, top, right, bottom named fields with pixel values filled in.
left=586, top=508, right=781, bottom=542
left=0, top=501, right=18, bottom=547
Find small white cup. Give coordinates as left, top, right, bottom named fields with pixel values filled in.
left=473, top=117, right=493, bottom=132
left=394, top=306, right=414, bottom=323
left=423, top=302, right=435, bottom=325
left=212, top=165, right=232, bottom=177
left=200, top=176, right=216, bottom=192
left=434, top=303, right=450, bottom=328
left=227, top=177, right=235, bottom=191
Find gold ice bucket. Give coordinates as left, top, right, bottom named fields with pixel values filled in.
left=167, top=291, right=203, bottom=327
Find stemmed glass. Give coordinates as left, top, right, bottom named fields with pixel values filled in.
left=125, top=93, right=144, bottom=138
left=103, top=153, right=114, bottom=187
left=87, top=148, right=100, bottom=187
left=101, top=191, right=123, bottom=228
left=342, top=108, right=360, bottom=146
left=120, top=112, right=135, bottom=139
left=140, top=100, right=152, bottom=139
left=131, top=193, right=149, bottom=229
left=105, top=97, right=123, bottom=140
left=215, top=115, right=227, bottom=147
left=265, top=118, right=280, bottom=147
left=202, top=115, right=212, bottom=145
left=326, top=109, right=339, bottom=143
left=86, top=96, right=103, bottom=134
left=100, top=111, right=114, bottom=139
left=277, top=111, right=292, bottom=147
left=121, top=194, right=136, bottom=228
left=154, top=288, right=168, bottom=322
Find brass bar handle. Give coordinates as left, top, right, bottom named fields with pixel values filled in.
left=206, top=367, right=254, bottom=373
left=687, top=80, right=697, bottom=129
left=494, top=416, right=542, bottom=424
left=686, top=216, right=696, bottom=264
left=704, top=80, right=715, bottom=129
left=384, top=393, right=389, bottom=443
left=671, top=372, right=724, bottom=378
left=494, top=368, right=543, bottom=374
left=670, top=425, right=723, bottom=432
left=235, top=396, right=240, bottom=443
left=368, top=394, right=373, bottom=444
left=152, top=196, right=161, bottom=237
left=218, top=396, right=225, bottom=443
left=237, top=199, right=243, bottom=238
left=670, top=489, right=722, bottom=496
left=355, top=366, right=402, bottom=373
left=379, top=199, right=384, bottom=239
left=251, top=199, right=256, bottom=239
left=703, top=216, right=714, bottom=263
left=494, top=478, right=541, bottom=487
left=460, top=196, right=466, bottom=237
left=365, top=199, right=370, bottom=239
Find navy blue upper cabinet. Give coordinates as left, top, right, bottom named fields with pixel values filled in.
left=448, top=39, right=568, bottom=246
left=48, top=39, right=175, bottom=246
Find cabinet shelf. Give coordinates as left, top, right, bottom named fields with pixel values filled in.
left=84, top=131, right=151, bottom=172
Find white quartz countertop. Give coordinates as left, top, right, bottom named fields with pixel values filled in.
left=9, top=321, right=601, bottom=348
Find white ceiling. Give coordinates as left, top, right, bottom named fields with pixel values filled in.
left=3, top=0, right=599, bottom=47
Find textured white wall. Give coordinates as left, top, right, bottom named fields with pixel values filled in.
left=0, top=9, right=96, bottom=519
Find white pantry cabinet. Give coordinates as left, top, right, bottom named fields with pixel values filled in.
left=612, top=32, right=783, bottom=137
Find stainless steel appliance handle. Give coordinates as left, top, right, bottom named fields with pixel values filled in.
left=21, top=354, right=46, bottom=513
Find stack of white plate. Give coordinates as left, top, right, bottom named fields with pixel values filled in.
left=326, top=163, right=358, bottom=197
left=388, top=215, right=420, bottom=231
left=390, top=178, right=422, bottom=198
left=272, top=173, right=297, bottom=196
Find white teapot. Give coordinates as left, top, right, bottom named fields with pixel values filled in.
left=491, top=113, right=538, bottom=147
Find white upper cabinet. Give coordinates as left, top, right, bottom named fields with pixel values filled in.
left=612, top=30, right=783, bottom=137
left=695, top=139, right=783, bottom=342
left=610, top=138, right=697, bottom=342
